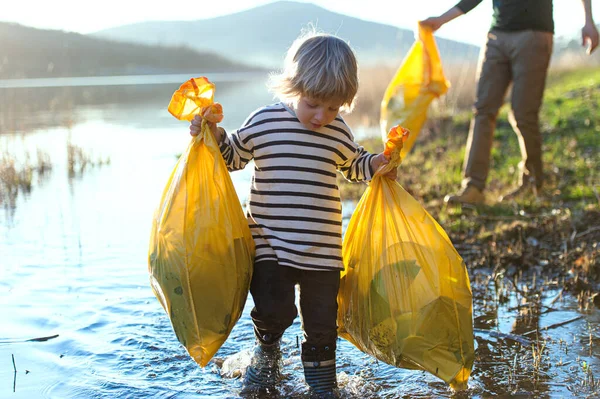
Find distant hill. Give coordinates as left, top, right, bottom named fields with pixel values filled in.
left=92, top=1, right=480, bottom=68
left=0, top=22, right=261, bottom=79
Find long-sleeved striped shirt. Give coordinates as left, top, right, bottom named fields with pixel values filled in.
left=219, top=102, right=376, bottom=271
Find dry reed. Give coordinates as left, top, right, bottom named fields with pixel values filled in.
left=345, top=60, right=479, bottom=131
left=0, top=148, right=51, bottom=207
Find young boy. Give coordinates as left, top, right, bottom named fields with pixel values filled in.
left=189, top=30, right=396, bottom=396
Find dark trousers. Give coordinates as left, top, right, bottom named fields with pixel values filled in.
left=250, top=260, right=340, bottom=362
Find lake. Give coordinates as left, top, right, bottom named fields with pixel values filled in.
left=1, top=74, right=598, bottom=398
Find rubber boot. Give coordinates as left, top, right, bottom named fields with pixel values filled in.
left=302, top=344, right=338, bottom=397
left=242, top=336, right=282, bottom=393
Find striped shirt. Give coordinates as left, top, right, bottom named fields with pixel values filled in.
left=219, top=102, right=376, bottom=271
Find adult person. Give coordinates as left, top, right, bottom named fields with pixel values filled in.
left=420, top=0, right=599, bottom=204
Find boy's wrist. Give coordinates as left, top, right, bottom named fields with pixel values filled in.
left=216, top=127, right=225, bottom=142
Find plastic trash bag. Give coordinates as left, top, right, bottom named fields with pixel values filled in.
left=338, top=126, right=474, bottom=390
left=380, top=24, right=450, bottom=159
left=167, top=76, right=222, bottom=121
left=148, top=77, right=254, bottom=367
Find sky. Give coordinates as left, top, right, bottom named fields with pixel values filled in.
left=2, top=0, right=598, bottom=46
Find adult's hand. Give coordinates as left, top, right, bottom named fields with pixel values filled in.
left=582, top=21, right=600, bottom=54
left=419, top=17, right=445, bottom=32
left=419, top=6, right=464, bottom=33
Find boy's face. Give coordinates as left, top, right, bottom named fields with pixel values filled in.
left=295, top=96, right=343, bottom=131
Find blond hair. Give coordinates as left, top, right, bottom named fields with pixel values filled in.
left=269, top=29, right=359, bottom=112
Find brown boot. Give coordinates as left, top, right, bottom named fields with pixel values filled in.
left=499, top=180, right=539, bottom=202
left=444, top=186, right=485, bottom=205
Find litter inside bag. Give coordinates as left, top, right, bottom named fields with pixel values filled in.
left=380, top=24, right=450, bottom=159
left=338, top=126, right=474, bottom=390
left=148, top=77, right=254, bottom=367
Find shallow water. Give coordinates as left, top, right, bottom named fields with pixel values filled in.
left=1, top=77, right=599, bottom=398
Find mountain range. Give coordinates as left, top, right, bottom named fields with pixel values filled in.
left=0, top=21, right=260, bottom=79
left=91, top=1, right=480, bottom=68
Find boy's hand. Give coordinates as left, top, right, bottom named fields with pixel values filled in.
left=189, top=114, right=224, bottom=142
left=371, top=153, right=398, bottom=180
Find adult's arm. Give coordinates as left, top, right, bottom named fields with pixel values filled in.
left=455, top=0, right=485, bottom=14
left=419, top=1, right=483, bottom=31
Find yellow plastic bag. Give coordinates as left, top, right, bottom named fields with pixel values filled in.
left=148, top=77, right=254, bottom=367
left=380, top=25, right=450, bottom=159
left=338, top=126, right=474, bottom=390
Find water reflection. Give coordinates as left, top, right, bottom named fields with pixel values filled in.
left=0, top=72, right=267, bottom=89
left=469, top=270, right=600, bottom=398
left=0, top=74, right=272, bottom=135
